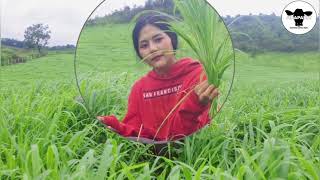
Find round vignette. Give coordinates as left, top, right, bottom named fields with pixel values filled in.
left=73, top=0, right=236, bottom=144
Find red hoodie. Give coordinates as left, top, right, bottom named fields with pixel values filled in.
left=99, top=57, right=211, bottom=141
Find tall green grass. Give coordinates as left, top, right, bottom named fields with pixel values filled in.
left=1, top=70, right=319, bottom=179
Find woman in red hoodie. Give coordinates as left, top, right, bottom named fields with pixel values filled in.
left=97, top=13, right=219, bottom=142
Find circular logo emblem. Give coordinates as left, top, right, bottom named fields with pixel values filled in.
left=281, top=0, right=317, bottom=34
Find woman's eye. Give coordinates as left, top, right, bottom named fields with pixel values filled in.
left=140, top=44, right=148, bottom=49
left=154, top=37, right=163, bottom=43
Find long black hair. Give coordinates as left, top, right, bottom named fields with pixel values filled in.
left=132, top=13, right=178, bottom=59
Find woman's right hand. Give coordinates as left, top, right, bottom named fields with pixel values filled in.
left=97, top=116, right=104, bottom=121
left=194, top=80, right=219, bottom=106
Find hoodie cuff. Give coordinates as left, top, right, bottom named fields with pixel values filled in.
left=100, top=115, right=123, bottom=132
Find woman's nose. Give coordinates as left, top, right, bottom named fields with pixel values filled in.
left=149, top=42, right=158, bottom=52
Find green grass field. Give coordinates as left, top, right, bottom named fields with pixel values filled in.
left=0, top=23, right=319, bottom=179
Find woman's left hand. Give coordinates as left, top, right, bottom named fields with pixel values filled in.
left=194, top=80, right=219, bottom=105
left=97, top=116, right=116, bottom=131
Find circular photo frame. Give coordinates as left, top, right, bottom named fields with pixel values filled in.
left=74, top=0, right=236, bottom=144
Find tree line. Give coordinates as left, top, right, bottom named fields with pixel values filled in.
left=1, top=38, right=75, bottom=51
left=86, top=0, right=176, bottom=25
left=225, top=14, right=319, bottom=54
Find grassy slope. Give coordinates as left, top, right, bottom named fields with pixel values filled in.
left=1, top=54, right=74, bottom=86
left=0, top=23, right=319, bottom=179
left=1, top=45, right=35, bottom=58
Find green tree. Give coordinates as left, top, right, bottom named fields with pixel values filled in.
left=24, top=23, right=51, bottom=54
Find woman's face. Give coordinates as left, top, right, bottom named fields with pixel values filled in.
left=138, top=24, right=176, bottom=73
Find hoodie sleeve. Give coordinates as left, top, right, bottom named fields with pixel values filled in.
left=168, top=68, right=211, bottom=140
left=99, top=82, right=142, bottom=137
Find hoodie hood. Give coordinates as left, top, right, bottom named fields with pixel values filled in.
left=147, top=57, right=201, bottom=80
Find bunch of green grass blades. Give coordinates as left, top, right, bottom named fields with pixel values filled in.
left=136, top=0, right=234, bottom=119
left=170, top=0, right=234, bottom=117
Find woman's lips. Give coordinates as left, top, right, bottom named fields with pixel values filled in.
left=152, top=55, right=164, bottom=61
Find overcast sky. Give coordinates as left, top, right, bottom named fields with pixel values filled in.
left=1, top=0, right=319, bottom=46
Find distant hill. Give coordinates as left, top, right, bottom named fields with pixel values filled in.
left=223, top=14, right=319, bottom=53
left=1, top=38, right=25, bottom=48
left=49, top=44, right=75, bottom=51
left=1, top=38, right=75, bottom=50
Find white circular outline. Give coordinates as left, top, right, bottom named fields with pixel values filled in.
left=281, top=0, right=318, bottom=35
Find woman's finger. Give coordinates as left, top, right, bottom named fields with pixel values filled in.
left=196, top=80, right=209, bottom=95
left=97, top=116, right=104, bottom=121
left=202, top=85, right=215, bottom=97
left=209, top=88, right=219, bottom=99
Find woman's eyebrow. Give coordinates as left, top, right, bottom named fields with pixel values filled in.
left=152, top=33, right=163, bottom=39
left=139, top=33, right=163, bottom=44
left=139, top=39, right=148, bottom=44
